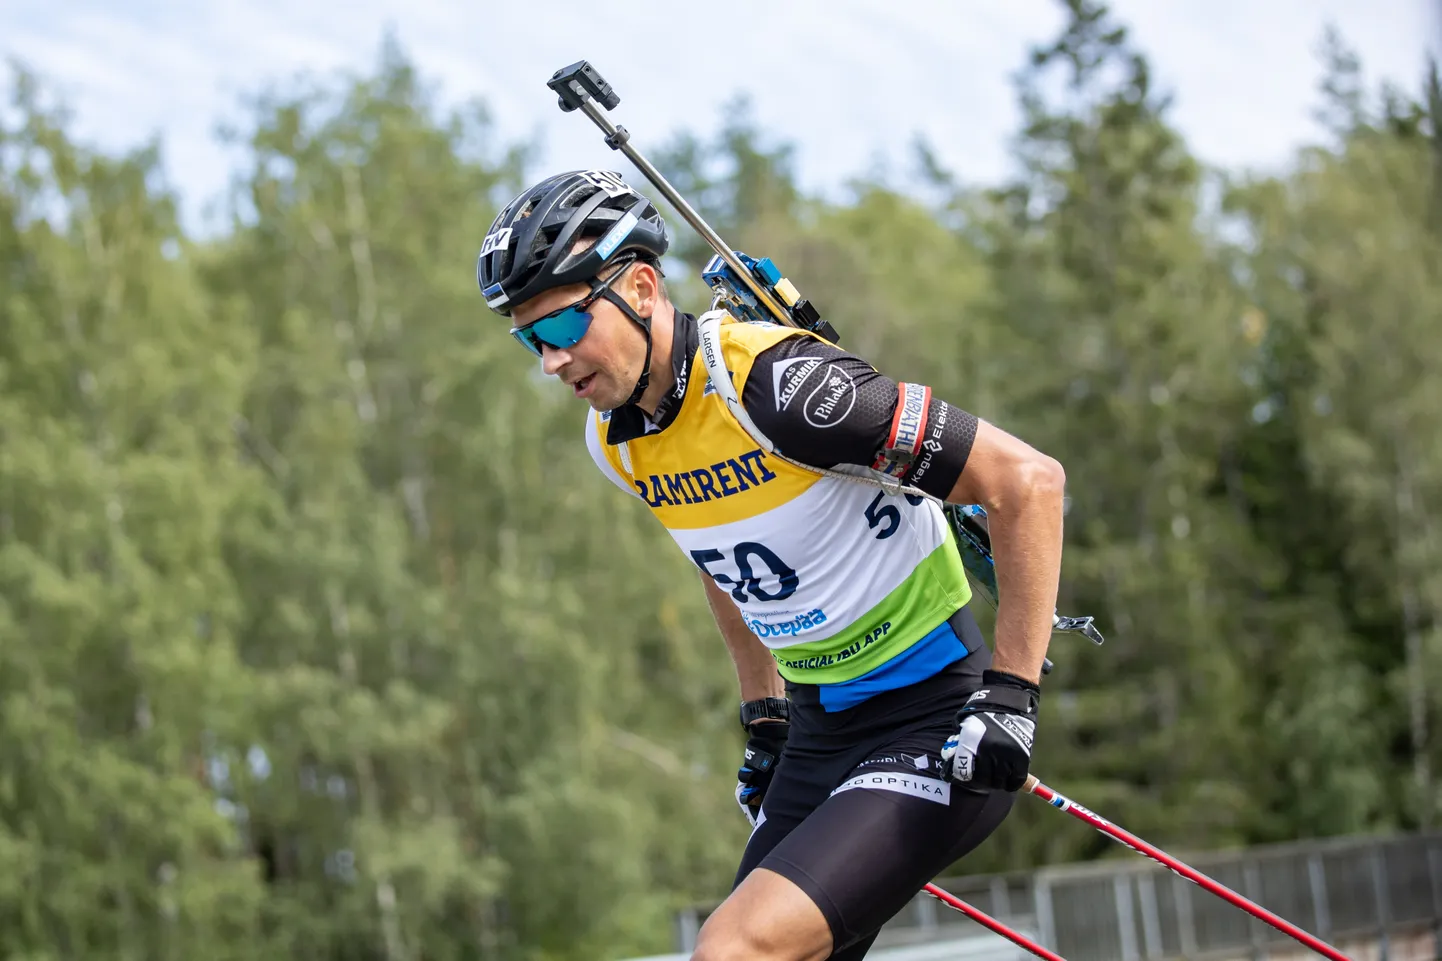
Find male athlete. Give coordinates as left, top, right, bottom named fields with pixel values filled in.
left=477, top=170, right=1066, bottom=961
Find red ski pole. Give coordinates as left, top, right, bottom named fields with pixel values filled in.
left=1023, top=776, right=1353, bottom=961
left=922, top=883, right=1069, bottom=961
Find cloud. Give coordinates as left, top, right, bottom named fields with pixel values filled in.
left=3, top=0, right=1434, bottom=234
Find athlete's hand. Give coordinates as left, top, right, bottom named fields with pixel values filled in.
left=941, top=670, right=1040, bottom=792
left=735, top=721, right=789, bottom=826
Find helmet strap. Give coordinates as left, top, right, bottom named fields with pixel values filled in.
left=601, top=288, right=654, bottom=407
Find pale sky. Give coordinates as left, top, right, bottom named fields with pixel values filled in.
left=4, top=1, right=1438, bottom=235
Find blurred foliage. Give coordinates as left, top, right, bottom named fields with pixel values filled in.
left=2, top=2, right=1441, bottom=958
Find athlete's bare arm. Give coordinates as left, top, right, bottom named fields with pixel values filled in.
left=702, top=572, right=786, bottom=702
left=943, top=421, right=1065, bottom=686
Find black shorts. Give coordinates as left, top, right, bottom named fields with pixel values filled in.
left=734, top=605, right=1014, bottom=959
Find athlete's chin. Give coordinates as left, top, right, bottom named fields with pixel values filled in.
left=585, top=389, right=623, bottom=413
left=579, top=380, right=626, bottom=412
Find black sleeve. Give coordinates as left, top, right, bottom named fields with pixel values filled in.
left=740, top=333, right=979, bottom=500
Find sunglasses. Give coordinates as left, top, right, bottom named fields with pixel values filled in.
left=508, top=258, right=636, bottom=357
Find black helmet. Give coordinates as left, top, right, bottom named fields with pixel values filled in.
left=477, top=169, right=669, bottom=316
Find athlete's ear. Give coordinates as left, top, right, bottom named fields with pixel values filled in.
left=629, top=260, right=662, bottom=317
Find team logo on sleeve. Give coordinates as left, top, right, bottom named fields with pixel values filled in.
left=772, top=356, right=823, bottom=411
left=804, top=365, right=856, bottom=428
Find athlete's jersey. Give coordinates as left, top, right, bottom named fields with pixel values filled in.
left=586, top=314, right=980, bottom=710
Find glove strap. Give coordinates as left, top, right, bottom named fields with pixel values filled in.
left=739, top=742, right=780, bottom=782
left=959, top=670, right=1040, bottom=717
left=739, top=696, right=790, bottom=730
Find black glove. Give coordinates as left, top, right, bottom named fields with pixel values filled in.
left=941, top=669, right=1040, bottom=792
left=736, top=721, right=789, bottom=826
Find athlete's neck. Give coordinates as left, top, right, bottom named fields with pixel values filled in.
left=633, top=299, right=677, bottom=418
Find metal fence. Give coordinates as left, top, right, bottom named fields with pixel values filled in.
left=671, top=831, right=1442, bottom=960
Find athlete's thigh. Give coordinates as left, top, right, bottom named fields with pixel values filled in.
left=695, top=867, right=834, bottom=961
left=755, top=726, right=1015, bottom=953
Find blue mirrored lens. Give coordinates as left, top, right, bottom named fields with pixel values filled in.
left=511, top=327, right=544, bottom=356
left=510, top=306, right=594, bottom=357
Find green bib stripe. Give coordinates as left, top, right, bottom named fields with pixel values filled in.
left=770, top=538, right=970, bottom=683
